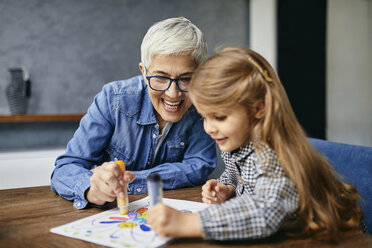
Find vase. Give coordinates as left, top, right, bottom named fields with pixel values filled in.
left=5, top=67, right=31, bottom=114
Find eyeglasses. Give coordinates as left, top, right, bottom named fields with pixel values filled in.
left=145, top=69, right=191, bottom=92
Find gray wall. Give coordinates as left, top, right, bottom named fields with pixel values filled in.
left=0, top=122, right=79, bottom=150
left=0, top=0, right=249, bottom=114
left=0, top=0, right=249, bottom=151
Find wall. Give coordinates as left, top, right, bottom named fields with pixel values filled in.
left=250, top=0, right=277, bottom=69
left=0, top=121, right=79, bottom=151
left=0, top=0, right=250, bottom=151
left=0, top=0, right=249, bottom=115
left=327, top=0, right=372, bottom=147
left=0, top=148, right=65, bottom=189
left=251, top=0, right=372, bottom=147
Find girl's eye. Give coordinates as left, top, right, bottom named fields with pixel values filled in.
left=215, top=116, right=226, bottom=121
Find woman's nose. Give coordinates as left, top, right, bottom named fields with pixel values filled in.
left=165, top=81, right=182, bottom=98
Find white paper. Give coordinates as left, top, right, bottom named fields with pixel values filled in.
left=50, top=197, right=207, bottom=248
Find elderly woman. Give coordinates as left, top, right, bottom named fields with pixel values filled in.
left=51, top=17, right=216, bottom=209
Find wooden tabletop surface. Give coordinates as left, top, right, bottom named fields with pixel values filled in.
left=0, top=185, right=371, bottom=248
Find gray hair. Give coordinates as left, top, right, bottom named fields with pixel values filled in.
left=140, top=17, right=208, bottom=69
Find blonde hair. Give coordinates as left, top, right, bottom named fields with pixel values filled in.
left=189, top=47, right=363, bottom=240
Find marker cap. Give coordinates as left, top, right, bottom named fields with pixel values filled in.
left=147, top=173, right=163, bottom=207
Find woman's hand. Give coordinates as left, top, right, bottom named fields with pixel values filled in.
left=86, top=161, right=135, bottom=205
left=147, top=204, right=202, bottom=238
left=201, top=179, right=235, bottom=204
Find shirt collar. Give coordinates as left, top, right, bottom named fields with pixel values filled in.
left=221, top=141, right=255, bottom=162
left=137, top=84, right=157, bottom=125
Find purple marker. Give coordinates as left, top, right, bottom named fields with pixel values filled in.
left=147, top=173, right=163, bottom=208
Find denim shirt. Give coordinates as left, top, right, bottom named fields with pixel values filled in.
left=50, top=75, right=216, bottom=209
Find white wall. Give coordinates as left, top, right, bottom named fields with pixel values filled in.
left=327, top=0, right=372, bottom=146
left=0, top=149, right=64, bottom=189
left=250, top=0, right=277, bottom=69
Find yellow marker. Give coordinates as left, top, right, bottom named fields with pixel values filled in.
left=115, top=159, right=129, bottom=215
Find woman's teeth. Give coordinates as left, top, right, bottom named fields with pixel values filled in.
left=163, top=99, right=181, bottom=110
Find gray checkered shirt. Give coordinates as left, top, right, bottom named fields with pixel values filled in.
left=198, top=142, right=299, bottom=240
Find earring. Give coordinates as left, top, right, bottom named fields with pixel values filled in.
left=255, top=111, right=263, bottom=119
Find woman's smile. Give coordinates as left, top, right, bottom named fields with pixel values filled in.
left=162, top=99, right=184, bottom=112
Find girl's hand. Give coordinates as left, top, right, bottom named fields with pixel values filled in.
left=147, top=204, right=202, bottom=238
left=201, top=179, right=235, bottom=204
left=86, top=161, right=135, bottom=205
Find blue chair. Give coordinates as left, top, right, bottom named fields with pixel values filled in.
left=309, top=138, right=372, bottom=234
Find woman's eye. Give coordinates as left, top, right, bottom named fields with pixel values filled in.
left=180, top=77, right=191, bottom=83
left=153, top=77, right=168, bottom=83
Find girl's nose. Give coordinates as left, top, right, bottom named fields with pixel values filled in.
left=203, top=119, right=217, bottom=136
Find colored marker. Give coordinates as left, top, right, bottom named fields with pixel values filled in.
left=115, top=159, right=129, bottom=215
left=147, top=173, right=163, bottom=208
left=99, top=221, right=125, bottom=224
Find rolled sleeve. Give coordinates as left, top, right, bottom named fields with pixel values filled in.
left=73, top=173, right=91, bottom=209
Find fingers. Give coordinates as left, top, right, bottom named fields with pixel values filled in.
left=123, top=171, right=136, bottom=184
left=201, top=179, right=219, bottom=204
left=148, top=204, right=201, bottom=237
left=147, top=204, right=185, bottom=237
left=147, top=204, right=165, bottom=224
left=87, top=161, right=126, bottom=205
left=147, top=204, right=169, bottom=236
left=86, top=185, right=116, bottom=205
left=98, top=162, right=123, bottom=193
left=201, top=180, right=234, bottom=204
left=201, top=190, right=217, bottom=204
left=89, top=174, right=117, bottom=202
left=202, top=179, right=219, bottom=195
left=87, top=160, right=137, bottom=206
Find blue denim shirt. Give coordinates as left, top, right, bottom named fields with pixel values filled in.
left=50, top=75, right=216, bottom=209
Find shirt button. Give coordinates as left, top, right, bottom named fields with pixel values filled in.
left=147, top=161, right=151, bottom=165
left=155, top=124, right=159, bottom=129
left=152, top=134, right=157, bottom=139
left=77, top=202, right=81, bottom=207
left=136, top=188, right=141, bottom=193
left=238, top=176, right=242, bottom=183
left=180, top=142, right=185, bottom=146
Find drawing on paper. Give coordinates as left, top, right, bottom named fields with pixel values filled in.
left=50, top=197, right=207, bottom=248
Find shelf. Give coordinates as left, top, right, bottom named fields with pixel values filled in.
left=0, top=114, right=85, bottom=123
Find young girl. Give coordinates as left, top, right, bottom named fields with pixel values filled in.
left=147, top=47, right=364, bottom=240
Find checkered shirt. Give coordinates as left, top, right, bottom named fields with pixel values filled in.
left=198, top=141, right=299, bottom=240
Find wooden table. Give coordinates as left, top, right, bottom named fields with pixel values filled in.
left=0, top=186, right=371, bottom=247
